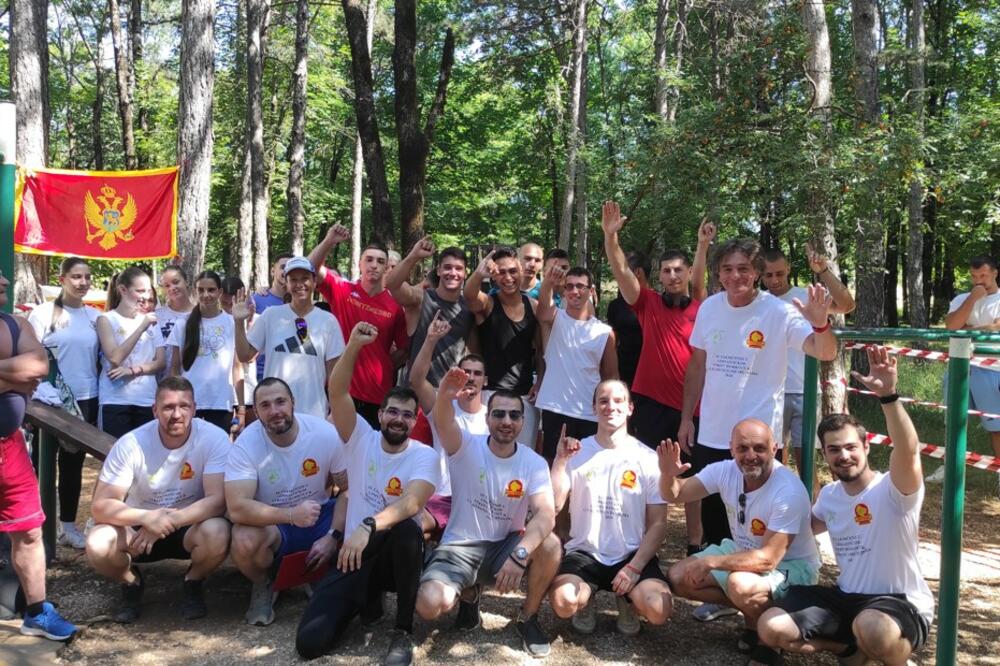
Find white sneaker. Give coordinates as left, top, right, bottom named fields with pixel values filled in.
left=58, top=524, right=86, bottom=550
left=570, top=585, right=597, bottom=634
left=692, top=602, right=739, bottom=622
left=614, top=594, right=640, bottom=636
left=925, top=466, right=945, bottom=484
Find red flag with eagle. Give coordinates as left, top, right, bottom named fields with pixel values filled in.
left=13, top=166, right=178, bottom=260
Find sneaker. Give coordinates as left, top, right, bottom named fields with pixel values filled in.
left=925, top=466, right=945, bottom=484
left=692, top=602, right=738, bottom=622
left=736, top=628, right=759, bottom=654
left=383, top=628, right=414, bottom=666
left=58, top=524, right=86, bottom=550
left=114, top=567, right=144, bottom=624
left=686, top=543, right=704, bottom=557
left=614, top=594, right=640, bottom=636
left=454, top=585, right=482, bottom=631
left=20, top=602, right=77, bottom=642
left=570, top=585, right=597, bottom=634
left=181, top=579, right=207, bottom=620
left=836, top=646, right=874, bottom=666
left=515, top=613, right=551, bottom=658
left=245, top=578, right=276, bottom=626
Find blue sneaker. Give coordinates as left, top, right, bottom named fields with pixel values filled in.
left=20, top=602, right=78, bottom=642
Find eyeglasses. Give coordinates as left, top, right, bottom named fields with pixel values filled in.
left=738, top=493, right=746, bottom=525
left=490, top=409, right=524, bottom=421
left=295, top=317, right=309, bottom=342
left=383, top=407, right=416, bottom=421
left=564, top=282, right=590, bottom=292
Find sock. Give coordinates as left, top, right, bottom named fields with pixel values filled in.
left=61, top=521, right=79, bottom=533
left=25, top=601, right=45, bottom=617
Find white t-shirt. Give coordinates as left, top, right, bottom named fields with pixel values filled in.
left=342, top=416, right=440, bottom=535
left=28, top=301, right=100, bottom=400
left=564, top=435, right=666, bottom=565
left=949, top=291, right=1000, bottom=372
left=98, top=309, right=166, bottom=407
left=246, top=304, right=346, bottom=418
left=166, top=311, right=237, bottom=410
left=689, top=291, right=812, bottom=449
left=536, top=309, right=612, bottom=421
left=99, top=418, right=230, bottom=510
left=428, top=400, right=489, bottom=496
left=443, top=432, right=552, bottom=544
left=696, top=459, right=819, bottom=566
left=775, top=287, right=809, bottom=394
left=813, top=472, right=934, bottom=622
left=226, top=413, right=346, bottom=507
left=155, top=306, right=190, bottom=380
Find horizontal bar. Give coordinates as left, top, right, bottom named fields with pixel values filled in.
left=832, top=328, right=1000, bottom=343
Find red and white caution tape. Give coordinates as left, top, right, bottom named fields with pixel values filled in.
left=842, top=342, right=1000, bottom=369
left=822, top=378, right=1000, bottom=420
left=865, top=432, right=1000, bottom=474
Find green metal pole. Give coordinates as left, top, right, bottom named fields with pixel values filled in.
left=37, top=429, right=58, bottom=562
left=936, top=335, right=972, bottom=666
left=800, top=355, right=819, bottom=499
left=0, top=101, right=14, bottom=314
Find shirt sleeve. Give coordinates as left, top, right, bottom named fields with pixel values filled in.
left=224, top=439, right=260, bottom=483
left=694, top=459, right=723, bottom=495
left=411, top=446, right=442, bottom=492
left=318, top=420, right=348, bottom=475
left=643, top=456, right=667, bottom=505
left=324, top=313, right=346, bottom=360
left=165, top=319, right=185, bottom=348
left=688, top=298, right=710, bottom=350
left=316, top=271, right=340, bottom=305
left=811, top=486, right=829, bottom=523
left=26, top=305, right=48, bottom=343
left=344, top=414, right=375, bottom=454
left=765, top=481, right=807, bottom=535
left=629, top=288, right=651, bottom=316
left=947, top=293, right=968, bottom=315
left=448, top=429, right=477, bottom=461
left=528, top=455, right=553, bottom=497
left=245, top=307, right=268, bottom=353
left=203, top=425, right=231, bottom=475
left=884, top=474, right=924, bottom=514
left=391, top=305, right=410, bottom=352
left=784, top=304, right=812, bottom=353
left=99, top=438, right=137, bottom=490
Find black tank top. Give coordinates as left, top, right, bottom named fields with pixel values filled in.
left=479, top=293, right=537, bottom=395
left=0, top=312, right=27, bottom=437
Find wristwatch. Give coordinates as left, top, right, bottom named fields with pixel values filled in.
left=328, top=528, right=344, bottom=544
left=362, top=516, right=377, bottom=541
left=513, top=546, right=529, bottom=563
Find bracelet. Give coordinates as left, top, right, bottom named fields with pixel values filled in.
left=287, top=508, right=294, bottom=525
left=131, top=366, right=140, bottom=377
left=625, top=563, right=642, bottom=575
left=508, top=554, right=527, bottom=570
left=820, top=267, right=831, bottom=275
left=879, top=393, right=900, bottom=404
left=812, top=321, right=831, bottom=333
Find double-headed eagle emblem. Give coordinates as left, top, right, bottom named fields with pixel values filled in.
left=84, top=184, right=137, bottom=250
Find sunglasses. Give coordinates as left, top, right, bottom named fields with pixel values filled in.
left=295, top=317, right=308, bottom=342
left=738, top=493, right=747, bottom=525
left=564, top=282, right=590, bottom=292
left=489, top=409, right=524, bottom=421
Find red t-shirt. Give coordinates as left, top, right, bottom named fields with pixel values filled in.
left=317, top=272, right=409, bottom=405
left=630, top=287, right=700, bottom=413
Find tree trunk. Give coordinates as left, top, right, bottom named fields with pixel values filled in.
left=350, top=0, right=376, bottom=279
left=109, top=0, right=137, bottom=169
left=574, top=50, right=588, bottom=268
left=885, top=215, right=898, bottom=326
left=234, top=0, right=253, bottom=288
left=906, top=0, right=928, bottom=328
left=342, top=0, right=395, bottom=247
left=558, top=0, right=587, bottom=251
left=129, top=0, right=146, bottom=166
left=653, top=0, right=670, bottom=119
left=285, top=0, right=309, bottom=256
left=800, top=0, right=846, bottom=414
left=248, top=0, right=270, bottom=287
left=11, top=0, right=51, bottom=305
left=176, top=0, right=215, bottom=279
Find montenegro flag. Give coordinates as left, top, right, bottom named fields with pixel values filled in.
left=14, top=167, right=178, bottom=260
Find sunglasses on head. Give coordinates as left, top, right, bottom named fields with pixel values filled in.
left=738, top=493, right=747, bottom=525
left=490, top=409, right=524, bottom=421
left=295, top=317, right=308, bottom=342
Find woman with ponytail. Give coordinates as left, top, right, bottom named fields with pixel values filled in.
left=156, top=265, right=194, bottom=376
left=27, top=257, right=100, bottom=549
left=96, top=266, right=166, bottom=438
left=166, top=271, right=240, bottom=431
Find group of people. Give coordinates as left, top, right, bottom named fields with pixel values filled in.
left=1, top=207, right=995, bottom=664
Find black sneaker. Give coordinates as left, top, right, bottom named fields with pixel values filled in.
left=515, top=613, right=550, bottom=658
left=737, top=628, right=759, bottom=654
left=181, top=578, right=207, bottom=620
left=454, top=585, right=481, bottom=631
left=383, top=628, right=414, bottom=666
left=114, top=567, right=144, bottom=624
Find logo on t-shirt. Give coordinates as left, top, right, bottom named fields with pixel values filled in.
left=750, top=518, right=767, bottom=536
left=386, top=476, right=403, bottom=496
left=621, top=470, right=638, bottom=489
left=746, top=330, right=766, bottom=350
left=854, top=503, right=873, bottom=525
left=301, top=458, right=319, bottom=477
left=179, top=462, right=194, bottom=480
left=505, top=479, right=525, bottom=499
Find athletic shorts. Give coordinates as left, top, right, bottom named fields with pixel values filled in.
left=424, top=495, right=452, bottom=535
left=632, top=395, right=698, bottom=477
left=695, top=539, right=818, bottom=600
left=782, top=393, right=820, bottom=449
left=0, top=430, right=45, bottom=532
left=969, top=367, right=1000, bottom=432
left=421, top=532, right=522, bottom=591
left=277, top=498, right=336, bottom=558
left=776, top=584, right=930, bottom=650
left=131, top=525, right=192, bottom=563
left=557, top=549, right=667, bottom=591
left=540, top=410, right=598, bottom=463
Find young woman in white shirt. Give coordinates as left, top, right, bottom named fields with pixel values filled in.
left=221, top=276, right=252, bottom=433
left=156, top=265, right=194, bottom=376
left=167, top=271, right=241, bottom=432
left=27, top=257, right=100, bottom=549
left=96, top=266, right=166, bottom=439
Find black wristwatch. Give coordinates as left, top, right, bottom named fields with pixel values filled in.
left=328, top=528, right=344, bottom=544
left=362, top=516, right=377, bottom=541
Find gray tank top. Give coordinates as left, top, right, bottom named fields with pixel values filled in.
left=404, top=289, right=474, bottom=388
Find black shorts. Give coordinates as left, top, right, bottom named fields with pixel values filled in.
left=131, top=525, right=192, bottom=563
left=776, top=585, right=930, bottom=650
left=557, top=549, right=667, bottom=591
left=691, top=442, right=732, bottom=474
left=632, top=394, right=697, bottom=477
left=541, top=410, right=598, bottom=463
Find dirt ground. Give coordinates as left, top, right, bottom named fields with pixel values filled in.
left=40, top=460, right=1000, bottom=665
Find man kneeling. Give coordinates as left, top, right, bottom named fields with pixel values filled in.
left=755, top=346, right=933, bottom=666
left=549, top=380, right=672, bottom=636
left=87, top=377, right=231, bottom=622
left=417, top=369, right=561, bottom=658
left=659, top=419, right=819, bottom=657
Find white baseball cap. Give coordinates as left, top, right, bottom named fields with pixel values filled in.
left=283, top=256, right=315, bottom=276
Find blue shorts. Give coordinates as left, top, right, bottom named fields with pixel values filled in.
left=276, top=498, right=336, bottom=558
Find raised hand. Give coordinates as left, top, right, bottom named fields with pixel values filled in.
left=409, top=235, right=435, bottom=261
left=850, top=345, right=898, bottom=398
left=349, top=321, right=379, bottom=346
left=805, top=242, right=829, bottom=274
left=656, top=439, right=692, bottom=479
left=554, top=423, right=581, bottom=461
left=542, top=259, right=567, bottom=285
left=325, top=223, right=350, bottom=245
left=602, top=200, right=627, bottom=236
left=697, top=218, right=717, bottom=246
left=475, top=250, right=497, bottom=279
left=791, top=282, right=834, bottom=328
left=426, top=310, right=451, bottom=342
left=231, top=289, right=255, bottom=322
left=439, top=367, right=469, bottom=401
